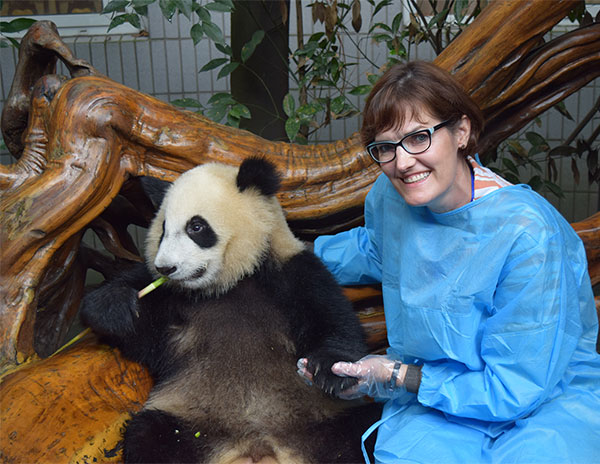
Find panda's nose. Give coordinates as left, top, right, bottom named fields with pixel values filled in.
left=156, top=265, right=177, bottom=276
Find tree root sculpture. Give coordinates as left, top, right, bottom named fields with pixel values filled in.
left=1, top=0, right=599, bottom=372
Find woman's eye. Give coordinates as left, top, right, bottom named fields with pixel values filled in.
left=406, top=133, right=428, bottom=145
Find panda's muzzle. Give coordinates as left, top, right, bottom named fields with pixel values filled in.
left=156, top=265, right=177, bottom=276
left=190, top=267, right=206, bottom=280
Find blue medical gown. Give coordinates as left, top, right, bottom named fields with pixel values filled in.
left=314, top=174, right=600, bottom=463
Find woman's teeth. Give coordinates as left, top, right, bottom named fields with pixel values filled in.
left=403, top=172, right=430, bottom=184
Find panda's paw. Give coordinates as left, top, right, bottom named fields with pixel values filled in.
left=306, top=357, right=359, bottom=397
left=80, top=284, right=139, bottom=336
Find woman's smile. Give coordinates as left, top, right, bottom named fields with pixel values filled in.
left=377, top=112, right=471, bottom=213
left=402, top=171, right=430, bottom=184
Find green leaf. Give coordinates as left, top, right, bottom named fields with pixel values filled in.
left=373, top=0, right=393, bottom=17
left=428, top=10, right=449, bottom=29
left=107, top=13, right=141, bottom=30
left=200, top=57, right=228, bottom=72
left=171, top=98, right=203, bottom=108
left=0, top=39, right=11, bottom=48
left=226, top=113, right=241, bottom=128
left=370, top=22, right=391, bottom=33
left=217, top=61, right=239, bottom=79
left=553, top=101, right=574, bottom=121
left=391, top=13, right=402, bottom=34
left=190, top=23, right=204, bottom=45
left=133, top=5, right=149, bottom=15
left=548, top=145, right=577, bottom=158
left=349, top=85, right=371, bottom=95
left=229, top=103, right=251, bottom=119
left=195, top=5, right=211, bottom=21
left=501, top=157, right=519, bottom=175
left=285, top=118, right=301, bottom=142
left=102, top=0, right=129, bottom=14
left=544, top=181, right=564, bottom=199
left=0, top=18, right=37, bottom=33
left=127, top=13, right=142, bottom=28
left=283, top=93, right=295, bottom=117
left=205, top=105, right=227, bottom=123
left=6, top=36, right=20, bottom=48
left=330, top=96, right=346, bottom=114
left=241, top=30, right=265, bottom=63
left=525, top=131, right=546, bottom=147
left=208, top=92, right=236, bottom=105
left=108, top=15, right=129, bottom=31
left=202, top=20, right=225, bottom=44
left=175, top=0, right=193, bottom=18
left=205, top=1, right=233, bottom=12
left=132, top=0, right=156, bottom=7
left=505, top=140, right=526, bottom=158
left=216, top=0, right=234, bottom=9
left=527, top=175, right=543, bottom=191
left=454, top=0, right=468, bottom=23
left=503, top=172, right=521, bottom=184
left=159, top=0, right=177, bottom=20
left=367, top=73, right=380, bottom=85
left=215, top=42, right=232, bottom=56
left=296, top=102, right=323, bottom=123
left=307, top=32, right=325, bottom=43
left=371, top=33, right=392, bottom=43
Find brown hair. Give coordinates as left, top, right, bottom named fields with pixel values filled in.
left=360, top=61, right=484, bottom=157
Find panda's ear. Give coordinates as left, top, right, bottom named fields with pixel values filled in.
left=140, top=176, right=172, bottom=209
left=236, top=157, right=281, bottom=197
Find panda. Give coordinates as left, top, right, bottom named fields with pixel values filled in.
left=80, top=157, right=381, bottom=464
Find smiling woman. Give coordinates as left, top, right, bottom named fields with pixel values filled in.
left=311, top=60, right=600, bottom=463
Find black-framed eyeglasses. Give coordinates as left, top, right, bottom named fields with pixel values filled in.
left=366, top=120, right=451, bottom=164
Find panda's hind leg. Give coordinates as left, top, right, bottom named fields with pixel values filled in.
left=123, top=409, right=206, bottom=463
left=310, top=402, right=384, bottom=464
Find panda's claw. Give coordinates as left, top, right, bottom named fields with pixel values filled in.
left=306, top=356, right=360, bottom=397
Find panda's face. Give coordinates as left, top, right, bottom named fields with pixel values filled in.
left=153, top=212, right=223, bottom=290
left=145, top=161, right=303, bottom=295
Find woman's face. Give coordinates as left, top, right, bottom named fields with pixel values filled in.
left=376, top=112, right=472, bottom=213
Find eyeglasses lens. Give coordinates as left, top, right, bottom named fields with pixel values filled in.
left=369, top=130, right=432, bottom=162
left=371, top=143, right=395, bottom=162
left=403, top=131, right=431, bottom=153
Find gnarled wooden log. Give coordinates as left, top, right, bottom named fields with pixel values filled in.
left=1, top=2, right=599, bottom=461
left=1, top=0, right=598, bottom=373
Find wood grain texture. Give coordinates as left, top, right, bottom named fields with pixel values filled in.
left=0, top=2, right=599, bottom=460
left=0, top=338, right=152, bottom=463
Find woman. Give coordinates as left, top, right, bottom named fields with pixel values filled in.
left=305, top=61, right=600, bottom=463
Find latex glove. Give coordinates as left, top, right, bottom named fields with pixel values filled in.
left=331, top=354, right=408, bottom=400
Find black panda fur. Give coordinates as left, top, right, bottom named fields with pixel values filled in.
left=80, top=157, right=381, bottom=463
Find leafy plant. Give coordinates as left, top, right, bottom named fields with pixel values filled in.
left=101, top=0, right=252, bottom=126
left=0, top=17, right=37, bottom=48
left=490, top=98, right=600, bottom=198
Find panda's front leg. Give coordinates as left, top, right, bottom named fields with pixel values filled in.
left=80, top=280, right=140, bottom=338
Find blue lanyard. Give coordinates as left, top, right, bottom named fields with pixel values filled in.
left=470, top=163, right=475, bottom=202
left=361, top=405, right=404, bottom=464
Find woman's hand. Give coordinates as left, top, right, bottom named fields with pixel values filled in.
left=331, top=355, right=408, bottom=399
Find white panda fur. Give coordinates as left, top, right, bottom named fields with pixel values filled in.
left=80, top=157, right=381, bottom=464
left=145, top=162, right=304, bottom=295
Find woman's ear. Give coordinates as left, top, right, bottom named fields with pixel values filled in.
left=456, top=115, right=471, bottom=149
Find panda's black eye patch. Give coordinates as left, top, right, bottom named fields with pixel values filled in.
left=186, top=216, right=217, bottom=248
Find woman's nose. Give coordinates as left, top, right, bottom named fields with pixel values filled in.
left=393, top=146, right=416, bottom=171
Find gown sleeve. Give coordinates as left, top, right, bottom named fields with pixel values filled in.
left=313, top=183, right=383, bottom=286
left=417, top=226, right=591, bottom=422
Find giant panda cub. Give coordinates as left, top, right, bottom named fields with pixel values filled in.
left=80, top=157, right=380, bottom=464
